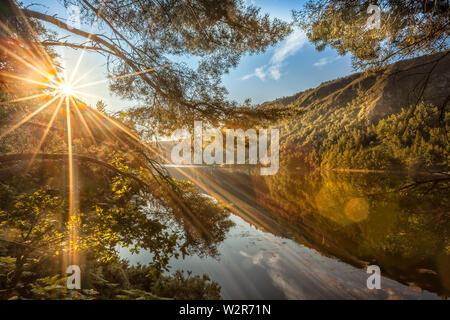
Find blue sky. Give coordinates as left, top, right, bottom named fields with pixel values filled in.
left=223, top=0, right=353, bottom=104
left=21, top=0, right=354, bottom=110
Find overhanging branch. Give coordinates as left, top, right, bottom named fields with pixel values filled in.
left=21, top=8, right=240, bottom=122
left=22, top=8, right=157, bottom=89
left=40, top=41, right=115, bottom=56
left=0, top=153, right=151, bottom=188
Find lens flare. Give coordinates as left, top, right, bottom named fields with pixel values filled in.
left=57, top=82, right=75, bottom=96
left=0, top=16, right=168, bottom=267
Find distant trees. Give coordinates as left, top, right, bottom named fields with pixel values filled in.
left=375, top=102, right=449, bottom=169
left=280, top=98, right=449, bottom=171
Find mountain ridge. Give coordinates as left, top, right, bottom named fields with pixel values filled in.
left=263, top=51, right=449, bottom=122
left=264, top=52, right=450, bottom=170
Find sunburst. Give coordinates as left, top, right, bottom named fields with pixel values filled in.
left=0, top=11, right=168, bottom=266
left=57, top=82, right=75, bottom=97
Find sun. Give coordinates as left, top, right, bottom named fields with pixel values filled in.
left=56, top=81, right=75, bottom=97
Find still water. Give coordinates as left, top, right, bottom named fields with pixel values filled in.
left=121, top=166, right=449, bottom=299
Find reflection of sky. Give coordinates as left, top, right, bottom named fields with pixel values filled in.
left=121, top=214, right=440, bottom=300
left=21, top=0, right=354, bottom=110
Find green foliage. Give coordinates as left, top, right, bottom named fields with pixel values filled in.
left=0, top=107, right=232, bottom=299
left=0, top=157, right=228, bottom=299
left=375, top=104, right=450, bottom=169
left=280, top=91, right=449, bottom=171
left=151, top=270, right=221, bottom=300
left=30, top=275, right=98, bottom=300
left=0, top=255, right=221, bottom=300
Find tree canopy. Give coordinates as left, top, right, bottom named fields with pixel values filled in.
left=294, top=0, right=449, bottom=70
left=17, top=0, right=291, bottom=135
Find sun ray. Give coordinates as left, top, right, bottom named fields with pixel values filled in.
left=67, top=1, right=108, bottom=87
left=0, top=40, right=59, bottom=83
left=71, top=66, right=100, bottom=87
left=86, top=107, right=169, bottom=174
left=0, top=72, right=58, bottom=90
left=0, top=93, right=62, bottom=139
left=68, top=48, right=87, bottom=87
left=82, top=108, right=133, bottom=147
left=65, top=95, right=78, bottom=265
left=73, top=65, right=169, bottom=90
left=26, top=96, right=65, bottom=169
left=91, top=108, right=144, bottom=146
left=71, top=89, right=103, bottom=101
left=62, top=68, right=68, bottom=89
left=77, top=105, right=113, bottom=141
left=66, top=96, right=74, bottom=217
left=70, top=96, right=96, bottom=144
left=2, top=7, right=60, bottom=81
left=0, top=2, right=177, bottom=263
left=0, top=92, right=47, bottom=105
left=0, top=1, right=183, bottom=268
left=71, top=99, right=166, bottom=167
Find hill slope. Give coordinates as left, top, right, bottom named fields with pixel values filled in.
left=266, top=52, right=449, bottom=120
left=265, top=52, right=450, bottom=170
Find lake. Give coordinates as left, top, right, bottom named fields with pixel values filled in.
left=120, top=166, right=449, bottom=299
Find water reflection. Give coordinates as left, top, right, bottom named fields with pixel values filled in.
left=123, top=166, right=449, bottom=299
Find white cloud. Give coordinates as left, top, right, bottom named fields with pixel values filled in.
left=268, top=65, right=281, bottom=80
left=255, top=66, right=267, bottom=80
left=240, top=251, right=264, bottom=265
left=270, top=29, right=307, bottom=65
left=241, top=29, right=307, bottom=81
left=313, top=58, right=329, bottom=67
left=239, top=250, right=306, bottom=299
left=313, top=56, right=341, bottom=68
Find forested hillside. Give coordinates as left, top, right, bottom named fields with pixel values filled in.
left=267, top=52, right=449, bottom=171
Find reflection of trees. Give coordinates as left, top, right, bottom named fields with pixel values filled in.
left=234, top=167, right=449, bottom=296
left=0, top=153, right=232, bottom=299
left=151, top=179, right=234, bottom=259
